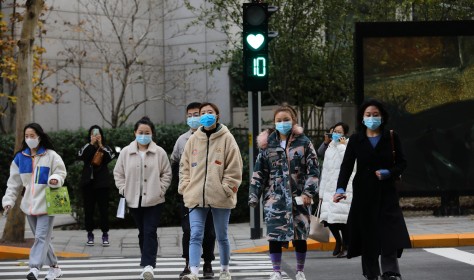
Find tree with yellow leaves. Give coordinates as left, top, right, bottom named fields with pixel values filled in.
left=0, top=0, right=56, bottom=134
left=1, top=0, right=52, bottom=243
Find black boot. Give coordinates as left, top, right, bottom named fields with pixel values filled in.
left=381, top=272, right=402, bottom=280
left=332, top=241, right=342, bottom=256
left=179, top=260, right=190, bottom=279
left=337, top=244, right=347, bottom=258
left=203, top=261, right=214, bottom=279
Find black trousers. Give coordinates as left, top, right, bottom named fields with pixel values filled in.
left=362, top=250, right=400, bottom=277
left=83, top=187, right=109, bottom=233
left=129, top=201, right=164, bottom=268
left=181, top=202, right=215, bottom=262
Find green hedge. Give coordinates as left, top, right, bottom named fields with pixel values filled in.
left=0, top=124, right=250, bottom=228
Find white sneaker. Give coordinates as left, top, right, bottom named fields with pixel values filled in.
left=269, top=271, right=283, bottom=280
left=296, top=271, right=307, bottom=280
left=45, top=266, right=62, bottom=280
left=140, top=265, right=154, bottom=280
left=26, top=267, right=39, bottom=280
left=181, top=274, right=200, bottom=280
left=219, top=271, right=232, bottom=280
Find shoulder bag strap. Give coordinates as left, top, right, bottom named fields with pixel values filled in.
left=390, top=129, right=396, bottom=164
left=316, top=199, right=323, bottom=217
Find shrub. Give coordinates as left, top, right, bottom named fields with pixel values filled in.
left=0, top=124, right=252, bottom=228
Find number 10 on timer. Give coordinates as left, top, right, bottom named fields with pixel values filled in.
left=253, top=57, right=266, bottom=77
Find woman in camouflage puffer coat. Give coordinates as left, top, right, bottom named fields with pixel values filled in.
left=249, top=105, right=320, bottom=280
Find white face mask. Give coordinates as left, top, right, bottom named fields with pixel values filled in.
left=25, top=138, right=40, bottom=149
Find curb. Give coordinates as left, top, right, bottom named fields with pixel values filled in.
left=0, top=246, right=89, bottom=260
left=232, top=233, right=474, bottom=253
left=1, top=233, right=473, bottom=260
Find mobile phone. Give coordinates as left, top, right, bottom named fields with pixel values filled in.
left=325, top=133, right=332, bottom=138
left=295, top=196, right=314, bottom=205
left=335, top=194, right=347, bottom=202
left=92, top=128, right=100, bottom=136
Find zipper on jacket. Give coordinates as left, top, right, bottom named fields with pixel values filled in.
left=202, top=137, right=210, bottom=207
left=29, top=155, right=37, bottom=215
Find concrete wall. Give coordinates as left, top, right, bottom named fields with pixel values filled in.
left=4, top=0, right=232, bottom=131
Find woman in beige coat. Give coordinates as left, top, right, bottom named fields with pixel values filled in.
left=114, top=116, right=172, bottom=280
left=179, top=102, right=243, bottom=280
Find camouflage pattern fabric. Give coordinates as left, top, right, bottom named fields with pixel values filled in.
left=249, top=130, right=319, bottom=241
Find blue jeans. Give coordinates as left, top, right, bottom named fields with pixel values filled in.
left=181, top=202, right=215, bottom=261
left=189, top=207, right=231, bottom=267
left=129, top=202, right=164, bottom=268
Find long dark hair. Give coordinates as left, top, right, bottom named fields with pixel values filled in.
left=17, top=123, right=55, bottom=154
left=357, top=99, right=389, bottom=132
left=87, top=125, right=107, bottom=144
left=134, top=116, right=156, bottom=139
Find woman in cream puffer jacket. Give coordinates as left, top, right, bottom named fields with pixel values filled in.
left=318, top=122, right=355, bottom=257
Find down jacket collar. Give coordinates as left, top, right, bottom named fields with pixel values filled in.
left=256, top=125, right=304, bottom=149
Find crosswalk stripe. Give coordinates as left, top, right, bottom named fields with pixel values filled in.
left=424, top=248, right=474, bottom=265
left=0, top=254, right=292, bottom=280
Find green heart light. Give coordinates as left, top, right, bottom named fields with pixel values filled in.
left=246, top=34, right=265, bottom=50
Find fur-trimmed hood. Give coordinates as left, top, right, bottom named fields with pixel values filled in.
left=256, top=125, right=304, bottom=149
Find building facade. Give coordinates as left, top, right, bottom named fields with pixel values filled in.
left=2, top=0, right=234, bottom=131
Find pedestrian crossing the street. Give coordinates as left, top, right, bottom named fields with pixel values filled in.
left=0, top=254, right=292, bottom=280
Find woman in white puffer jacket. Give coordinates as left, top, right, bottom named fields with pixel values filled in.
left=318, top=122, right=355, bottom=258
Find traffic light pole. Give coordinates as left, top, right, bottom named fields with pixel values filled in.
left=249, top=90, right=263, bottom=239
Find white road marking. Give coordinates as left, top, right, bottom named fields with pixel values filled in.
left=424, top=248, right=474, bottom=265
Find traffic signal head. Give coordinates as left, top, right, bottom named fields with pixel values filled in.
left=243, top=2, right=269, bottom=91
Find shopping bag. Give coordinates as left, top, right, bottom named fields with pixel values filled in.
left=308, top=200, right=330, bottom=242
left=45, top=186, right=71, bottom=215
left=116, top=197, right=126, bottom=219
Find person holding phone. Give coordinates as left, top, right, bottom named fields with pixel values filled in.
left=333, top=99, right=410, bottom=280
left=249, top=105, right=319, bottom=280
left=317, top=126, right=334, bottom=158
left=2, top=123, right=67, bottom=280
left=78, top=125, right=115, bottom=246
left=318, top=122, right=354, bottom=258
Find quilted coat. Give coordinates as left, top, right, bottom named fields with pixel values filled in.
left=319, top=140, right=354, bottom=224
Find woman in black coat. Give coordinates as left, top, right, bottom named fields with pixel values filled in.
left=78, top=125, right=116, bottom=246
left=334, top=100, right=411, bottom=280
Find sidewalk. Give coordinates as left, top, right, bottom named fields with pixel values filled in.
left=1, top=214, right=474, bottom=260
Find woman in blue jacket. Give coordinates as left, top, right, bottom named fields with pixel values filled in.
left=2, top=123, right=67, bottom=280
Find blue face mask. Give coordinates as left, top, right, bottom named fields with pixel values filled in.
left=187, top=116, right=200, bottom=129
left=275, top=121, right=293, bottom=135
left=363, top=116, right=382, bottom=130
left=332, top=133, right=342, bottom=142
left=136, top=134, right=152, bottom=145
left=200, top=114, right=217, bottom=128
